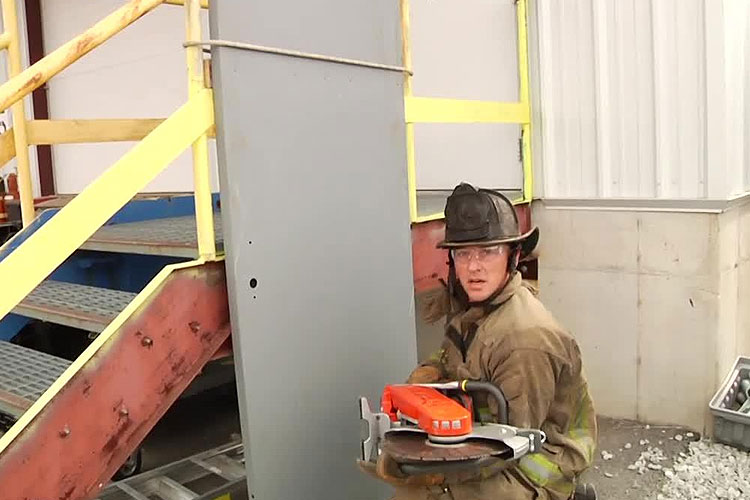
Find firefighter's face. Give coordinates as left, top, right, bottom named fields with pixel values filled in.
left=452, top=244, right=511, bottom=302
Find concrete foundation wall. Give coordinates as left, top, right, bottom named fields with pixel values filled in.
left=532, top=201, right=750, bottom=432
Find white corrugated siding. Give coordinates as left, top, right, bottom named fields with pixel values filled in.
left=532, top=0, right=750, bottom=201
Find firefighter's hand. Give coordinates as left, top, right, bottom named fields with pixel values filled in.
left=406, top=365, right=441, bottom=384
left=356, top=453, right=444, bottom=487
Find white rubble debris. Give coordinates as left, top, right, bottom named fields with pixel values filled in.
left=628, top=446, right=668, bottom=475
left=674, top=434, right=683, bottom=442
left=653, top=440, right=750, bottom=500
left=625, top=443, right=633, bottom=449
left=601, top=450, right=614, bottom=461
left=641, top=439, right=650, bottom=446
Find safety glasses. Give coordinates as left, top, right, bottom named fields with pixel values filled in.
left=451, top=245, right=505, bottom=264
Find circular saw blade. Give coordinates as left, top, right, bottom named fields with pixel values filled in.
left=382, top=431, right=512, bottom=464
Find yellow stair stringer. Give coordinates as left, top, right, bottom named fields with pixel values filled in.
left=0, top=257, right=217, bottom=453
left=0, top=89, right=215, bottom=324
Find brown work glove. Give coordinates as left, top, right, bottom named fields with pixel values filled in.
left=406, top=365, right=442, bottom=384
left=357, top=452, right=445, bottom=488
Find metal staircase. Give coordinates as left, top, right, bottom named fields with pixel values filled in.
left=0, top=1, right=237, bottom=498
left=0, top=340, right=70, bottom=421
left=81, top=214, right=224, bottom=258
left=16, top=281, right=138, bottom=333
left=0, top=207, right=233, bottom=499
left=0, top=209, right=227, bottom=422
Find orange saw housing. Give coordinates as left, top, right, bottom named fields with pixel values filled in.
left=381, top=385, right=473, bottom=438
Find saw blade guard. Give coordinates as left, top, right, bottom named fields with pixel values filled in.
left=358, top=380, right=546, bottom=473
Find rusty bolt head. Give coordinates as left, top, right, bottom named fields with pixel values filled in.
left=119, top=407, right=129, bottom=417
left=189, top=321, right=201, bottom=333
left=59, top=426, right=71, bottom=438
left=141, top=336, right=153, bottom=347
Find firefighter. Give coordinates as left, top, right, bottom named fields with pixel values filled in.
left=361, top=183, right=597, bottom=500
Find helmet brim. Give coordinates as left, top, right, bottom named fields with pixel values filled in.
left=437, top=226, right=539, bottom=258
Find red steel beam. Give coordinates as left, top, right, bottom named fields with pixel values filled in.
left=0, top=261, right=231, bottom=500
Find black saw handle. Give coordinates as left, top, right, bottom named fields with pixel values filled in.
left=460, top=380, right=509, bottom=425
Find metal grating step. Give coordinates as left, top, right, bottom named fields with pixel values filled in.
left=0, top=341, right=70, bottom=418
left=96, top=442, right=245, bottom=500
left=14, top=281, right=137, bottom=333
left=80, top=215, right=224, bottom=258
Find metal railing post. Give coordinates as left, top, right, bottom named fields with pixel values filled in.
left=400, top=0, right=418, bottom=224
left=185, top=0, right=216, bottom=259
left=517, top=0, right=533, bottom=203
left=1, top=0, right=33, bottom=226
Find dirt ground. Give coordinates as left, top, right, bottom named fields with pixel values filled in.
left=581, top=416, right=700, bottom=500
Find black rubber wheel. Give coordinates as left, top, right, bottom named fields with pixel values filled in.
left=112, top=448, right=142, bottom=480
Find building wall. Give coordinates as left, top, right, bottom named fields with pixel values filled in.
left=39, top=0, right=218, bottom=194
left=530, top=0, right=750, bottom=201
left=533, top=200, right=750, bottom=432
left=37, top=0, right=528, bottom=196
left=409, top=0, right=522, bottom=192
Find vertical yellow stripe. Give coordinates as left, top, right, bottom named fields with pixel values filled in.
left=1, top=0, right=34, bottom=227
left=400, top=0, right=418, bottom=223
left=517, top=0, right=534, bottom=203
left=185, top=0, right=217, bottom=259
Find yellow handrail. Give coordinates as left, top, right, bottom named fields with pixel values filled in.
left=165, top=0, right=208, bottom=7
left=0, top=0, right=220, bottom=324
left=0, top=90, right=215, bottom=322
left=517, top=0, right=533, bottom=203
left=0, top=0, right=167, bottom=228
left=400, top=0, right=418, bottom=223
left=0, top=124, right=15, bottom=170
left=185, top=0, right=216, bottom=259
left=401, top=0, right=535, bottom=222
left=0, top=0, right=165, bottom=115
left=0, top=0, right=217, bottom=257
left=1, top=0, right=33, bottom=227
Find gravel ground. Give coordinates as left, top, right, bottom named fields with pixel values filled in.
left=582, top=416, right=701, bottom=499
left=655, top=440, right=750, bottom=500
left=582, top=417, right=750, bottom=499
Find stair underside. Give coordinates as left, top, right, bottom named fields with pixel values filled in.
left=0, top=341, right=70, bottom=418
left=14, top=281, right=137, bottom=333
left=80, top=214, right=224, bottom=258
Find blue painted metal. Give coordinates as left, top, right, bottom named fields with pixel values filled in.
left=0, top=194, right=221, bottom=341
left=105, top=193, right=220, bottom=225
left=0, top=315, right=31, bottom=342
left=0, top=209, right=59, bottom=263
left=48, top=252, right=185, bottom=293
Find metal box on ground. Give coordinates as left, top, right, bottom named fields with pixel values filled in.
left=709, top=356, right=750, bottom=450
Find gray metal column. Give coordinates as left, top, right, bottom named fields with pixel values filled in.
left=209, top=2, right=418, bottom=499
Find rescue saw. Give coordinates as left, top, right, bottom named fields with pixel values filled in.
left=359, top=380, right=546, bottom=475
